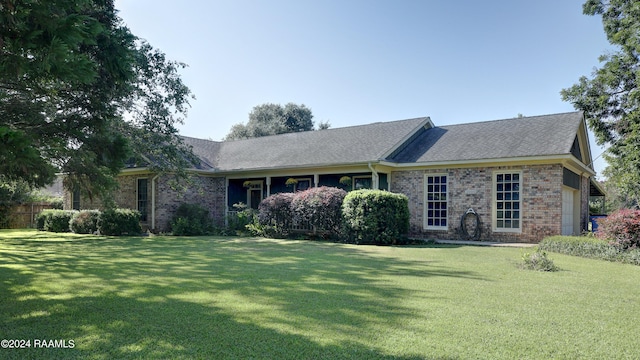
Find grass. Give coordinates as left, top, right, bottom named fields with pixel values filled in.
left=1, top=229, right=640, bottom=359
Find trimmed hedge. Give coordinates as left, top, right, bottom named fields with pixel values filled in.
left=70, top=210, right=101, bottom=234
left=291, top=186, right=347, bottom=238
left=342, top=189, right=409, bottom=245
left=36, top=209, right=77, bottom=232
left=171, top=203, right=213, bottom=236
left=539, top=235, right=640, bottom=266
left=98, top=208, right=142, bottom=236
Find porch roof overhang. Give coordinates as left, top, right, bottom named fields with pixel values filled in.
left=590, top=179, right=606, bottom=197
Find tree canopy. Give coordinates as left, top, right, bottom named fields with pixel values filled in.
left=0, top=0, right=195, bottom=199
left=561, top=0, right=640, bottom=208
left=224, top=103, right=329, bottom=140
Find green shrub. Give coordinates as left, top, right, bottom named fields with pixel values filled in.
left=225, top=203, right=257, bottom=236
left=171, top=203, right=213, bottom=236
left=70, top=210, right=101, bottom=234
left=36, top=209, right=76, bottom=232
left=539, top=235, right=640, bottom=266
left=342, top=190, right=410, bottom=245
left=520, top=250, right=558, bottom=271
left=291, top=187, right=347, bottom=238
left=596, top=209, right=640, bottom=250
left=98, top=208, right=141, bottom=236
left=257, top=193, right=295, bottom=238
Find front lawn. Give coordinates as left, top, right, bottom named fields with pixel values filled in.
left=1, top=229, right=639, bottom=359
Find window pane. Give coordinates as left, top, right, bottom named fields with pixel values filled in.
left=495, top=172, right=521, bottom=230
left=425, top=175, right=447, bottom=228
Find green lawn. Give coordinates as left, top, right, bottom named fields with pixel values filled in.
left=1, top=229, right=639, bottom=359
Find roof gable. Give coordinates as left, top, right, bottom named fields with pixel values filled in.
left=389, top=112, right=585, bottom=164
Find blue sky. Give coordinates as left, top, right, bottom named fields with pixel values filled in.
left=114, top=0, right=612, bottom=175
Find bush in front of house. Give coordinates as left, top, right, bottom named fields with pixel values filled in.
left=595, top=209, right=640, bottom=250
left=539, top=235, right=640, bottom=266
left=70, top=210, right=101, bottom=234
left=291, top=186, right=347, bottom=238
left=98, top=208, right=142, bottom=236
left=170, top=203, right=213, bottom=236
left=36, top=209, right=77, bottom=232
left=256, top=193, right=295, bottom=238
left=342, top=189, right=410, bottom=245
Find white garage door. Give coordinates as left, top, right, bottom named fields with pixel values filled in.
left=562, top=187, right=574, bottom=236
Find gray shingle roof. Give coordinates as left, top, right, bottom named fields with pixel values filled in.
left=182, top=117, right=429, bottom=172
left=180, top=112, right=584, bottom=173
left=389, top=112, right=583, bottom=163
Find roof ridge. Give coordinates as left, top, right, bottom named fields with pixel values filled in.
left=214, top=116, right=429, bottom=143
left=439, top=111, right=582, bottom=129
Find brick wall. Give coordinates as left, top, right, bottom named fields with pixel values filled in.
left=154, top=175, right=226, bottom=232
left=64, top=174, right=226, bottom=232
left=391, top=164, right=569, bottom=243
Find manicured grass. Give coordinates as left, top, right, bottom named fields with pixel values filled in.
left=1, top=229, right=639, bottom=359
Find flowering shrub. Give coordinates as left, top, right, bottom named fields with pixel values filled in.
left=257, top=193, right=295, bottom=238
left=291, top=187, right=347, bottom=237
left=596, top=209, right=640, bottom=250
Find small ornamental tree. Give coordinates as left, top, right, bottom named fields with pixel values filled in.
left=342, top=190, right=410, bottom=245
left=291, top=186, right=347, bottom=237
left=596, top=209, right=640, bottom=250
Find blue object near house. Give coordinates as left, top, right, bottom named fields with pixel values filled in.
left=589, top=215, right=607, bottom=232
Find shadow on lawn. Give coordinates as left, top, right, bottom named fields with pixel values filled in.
left=0, top=233, right=477, bottom=359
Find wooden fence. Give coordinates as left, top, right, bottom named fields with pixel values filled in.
left=4, top=203, right=56, bottom=229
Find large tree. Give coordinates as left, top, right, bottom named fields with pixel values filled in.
left=0, top=0, right=195, bottom=200
left=224, top=103, right=328, bottom=140
left=561, top=0, right=640, bottom=208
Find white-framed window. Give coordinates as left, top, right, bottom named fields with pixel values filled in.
left=353, top=176, right=372, bottom=190
left=294, top=178, right=312, bottom=192
left=493, top=171, right=522, bottom=232
left=137, top=178, right=148, bottom=222
left=424, top=174, right=448, bottom=230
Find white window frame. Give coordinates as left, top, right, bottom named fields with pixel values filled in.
left=137, top=178, right=148, bottom=222
left=293, top=178, right=312, bottom=192
left=353, top=176, right=373, bottom=190
left=492, top=170, right=522, bottom=233
left=423, top=174, right=449, bottom=230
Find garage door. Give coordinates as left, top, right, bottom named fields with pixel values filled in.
left=562, top=187, right=574, bottom=236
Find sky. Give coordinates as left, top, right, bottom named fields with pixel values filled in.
left=114, top=0, right=613, bottom=176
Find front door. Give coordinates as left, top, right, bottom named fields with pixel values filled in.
left=246, top=181, right=264, bottom=210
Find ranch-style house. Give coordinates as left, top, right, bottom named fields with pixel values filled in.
left=64, top=111, right=605, bottom=243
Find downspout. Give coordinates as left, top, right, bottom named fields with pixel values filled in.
left=151, top=174, right=159, bottom=231
left=368, top=162, right=379, bottom=190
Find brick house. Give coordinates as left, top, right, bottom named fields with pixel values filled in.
left=65, top=111, right=604, bottom=243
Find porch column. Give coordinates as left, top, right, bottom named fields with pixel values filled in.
left=314, top=174, right=319, bottom=187
left=266, top=176, right=272, bottom=197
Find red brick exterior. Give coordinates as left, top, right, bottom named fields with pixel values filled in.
left=390, top=164, right=590, bottom=243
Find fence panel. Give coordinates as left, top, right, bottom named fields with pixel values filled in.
left=5, top=203, right=56, bottom=229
